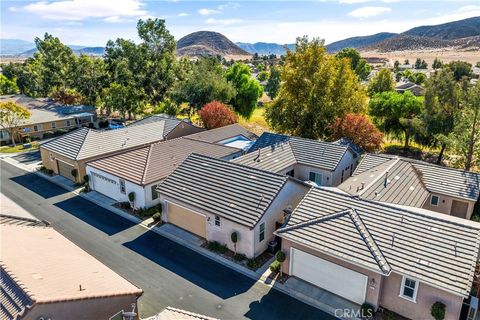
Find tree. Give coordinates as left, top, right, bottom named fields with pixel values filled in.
left=0, top=74, right=20, bottom=95
left=414, top=58, right=428, bottom=69
left=368, top=68, right=395, bottom=96
left=447, top=61, right=472, bottom=81
left=51, top=87, right=84, bottom=105
left=100, top=83, right=143, bottom=119
left=424, top=68, right=460, bottom=163
left=369, top=91, right=424, bottom=149
left=265, top=66, right=281, bottom=99
left=226, top=62, right=263, bottom=119
left=0, top=101, right=31, bottom=146
left=330, top=113, right=383, bottom=152
left=230, top=231, right=238, bottom=255
left=265, top=37, right=367, bottom=140
left=199, top=101, right=238, bottom=129
left=275, top=250, right=286, bottom=276
left=172, top=57, right=235, bottom=113
left=257, top=71, right=269, bottom=82
left=393, top=60, right=400, bottom=72
left=432, top=58, right=443, bottom=70
left=72, top=54, right=107, bottom=105
left=336, top=48, right=372, bottom=81
left=449, top=82, right=480, bottom=171
left=431, top=301, right=446, bottom=320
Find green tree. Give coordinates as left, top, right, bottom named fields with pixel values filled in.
left=393, top=60, right=400, bottom=72
left=257, top=71, right=269, bottom=82
left=265, top=37, right=367, bottom=139
left=424, top=68, right=460, bottom=163
left=100, top=83, right=143, bottom=119
left=414, top=58, right=428, bottom=69
left=266, top=66, right=281, bottom=99
left=447, top=61, right=472, bottom=81
left=0, top=101, right=31, bottom=146
left=72, top=54, right=107, bottom=105
left=432, top=58, right=443, bottom=70
left=0, top=74, right=20, bottom=95
left=368, top=68, right=395, bottom=96
left=336, top=48, right=372, bottom=81
left=226, top=62, right=263, bottom=119
left=172, top=57, right=235, bottom=113
left=369, top=91, right=424, bottom=149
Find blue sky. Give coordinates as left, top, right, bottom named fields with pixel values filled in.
left=1, top=0, right=480, bottom=46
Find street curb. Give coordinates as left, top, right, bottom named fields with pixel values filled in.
left=34, top=170, right=344, bottom=319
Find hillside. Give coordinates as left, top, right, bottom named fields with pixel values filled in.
left=0, top=39, right=35, bottom=55
left=236, top=42, right=295, bottom=56
left=363, top=34, right=480, bottom=52
left=403, top=16, right=480, bottom=40
left=326, top=32, right=397, bottom=53
left=176, top=31, right=251, bottom=59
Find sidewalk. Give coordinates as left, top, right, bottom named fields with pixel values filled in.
left=34, top=169, right=357, bottom=319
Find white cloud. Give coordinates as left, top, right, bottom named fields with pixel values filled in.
left=205, top=18, right=243, bottom=26
left=339, top=0, right=399, bottom=3
left=178, top=12, right=190, bottom=17
left=198, top=8, right=221, bottom=16
left=348, top=6, right=392, bottom=18
left=24, top=0, right=148, bottom=21
left=8, top=6, right=18, bottom=12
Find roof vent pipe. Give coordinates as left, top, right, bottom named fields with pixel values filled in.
left=384, top=171, right=389, bottom=187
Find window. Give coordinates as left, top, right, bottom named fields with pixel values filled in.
left=430, top=195, right=439, bottom=206
left=51, top=122, right=56, bottom=129
left=259, top=222, right=265, bottom=242
left=400, top=276, right=418, bottom=301
left=119, top=179, right=126, bottom=194
left=151, top=185, right=158, bottom=200
left=309, top=172, right=323, bottom=186
left=214, top=215, right=221, bottom=227
left=33, top=125, right=39, bottom=132
left=66, top=120, right=71, bottom=127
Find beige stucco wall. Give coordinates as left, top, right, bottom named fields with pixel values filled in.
left=422, top=192, right=475, bottom=220
left=40, top=147, right=86, bottom=183
left=380, top=272, right=463, bottom=320
left=165, top=122, right=205, bottom=140
left=22, top=294, right=140, bottom=320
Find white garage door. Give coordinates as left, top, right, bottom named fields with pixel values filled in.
left=290, top=248, right=367, bottom=304
left=91, top=172, right=119, bottom=200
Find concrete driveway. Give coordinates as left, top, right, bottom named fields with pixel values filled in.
left=1, top=161, right=336, bottom=320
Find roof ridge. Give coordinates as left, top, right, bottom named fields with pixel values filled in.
left=409, top=162, right=429, bottom=190
left=358, top=158, right=400, bottom=196
left=277, top=209, right=351, bottom=233
left=348, top=209, right=391, bottom=275
left=141, top=144, right=155, bottom=185
left=76, top=128, right=91, bottom=160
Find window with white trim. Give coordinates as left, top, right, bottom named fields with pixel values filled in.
left=309, top=172, right=323, bottom=185
left=430, top=195, right=439, bottom=206
left=400, top=276, right=418, bottom=301
left=214, top=215, right=221, bottom=227
left=151, top=185, right=158, bottom=200
left=119, top=179, right=126, bottom=194
left=259, top=222, right=265, bottom=242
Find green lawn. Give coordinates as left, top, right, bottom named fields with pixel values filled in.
left=0, top=142, right=40, bottom=153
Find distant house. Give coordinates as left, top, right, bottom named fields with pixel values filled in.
left=183, top=123, right=258, bottom=151
left=40, top=118, right=203, bottom=183
left=86, top=137, right=243, bottom=209
left=157, top=154, right=311, bottom=258
left=396, top=82, right=425, bottom=96
left=0, top=94, right=96, bottom=144
left=275, top=187, right=480, bottom=320
left=0, top=217, right=142, bottom=320
left=338, top=154, right=480, bottom=219
left=233, top=132, right=361, bottom=187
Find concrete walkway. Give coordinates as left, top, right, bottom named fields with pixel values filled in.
left=33, top=170, right=359, bottom=319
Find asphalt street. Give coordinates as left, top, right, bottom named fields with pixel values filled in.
left=0, top=160, right=335, bottom=320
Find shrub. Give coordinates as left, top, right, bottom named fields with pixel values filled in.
left=247, top=258, right=260, bottom=270
left=199, top=101, right=238, bottom=129
left=152, top=212, right=162, bottom=222
left=431, top=301, right=446, bottom=320
left=269, top=260, right=281, bottom=273
left=156, top=203, right=163, bottom=214
left=128, top=192, right=135, bottom=202
left=207, top=241, right=228, bottom=254
left=83, top=175, right=89, bottom=184
left=119, top=202, right=131, bottom=210
left=71, top=168, right=78, bottom=178
left=233, top=253, right=246, bottom=261
left=360, top=303, right=375, bottom=319
left=275, top=250, right=286, bottom=263
left=330, top=113, right=383, bottom=152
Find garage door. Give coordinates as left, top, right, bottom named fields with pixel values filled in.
left=167, top=202, right=206, bottom=238
left=57, top=160, right=76, bottom=181
left=290, top=248, right=367, bottom=304
left=91, top=172, right=119, bottom=200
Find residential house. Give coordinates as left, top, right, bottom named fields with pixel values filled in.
left=275, top=187, right=480, bottom=320
left=233, top=132, right=361, bottom=187
left=40, top=118, right=203, bottom=183
left=86, top=137, right=243, bottom=209
left=128, top=113, right=204, bottom=139
left=0, top=94, right=96, bottom=144
left=0, top=217, right=143, bottom=320
left=146, top=307, right=219, bottom=320
left=183, top=123, right=258, bottom=151
left=338, top=154, right=480, bottom=219
left=157, top=154, right=311, bottom=258
left=396, top=82, right=425, bottom=96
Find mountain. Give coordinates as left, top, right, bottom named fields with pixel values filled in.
left=363, top=34, right=480, bottom=52
left=403, top=16, right=480, bottom=40
left=1, top=39, right=35, bottom=55
left=176, top=31, right=251, bottom=59
left=326, top=32, right=398, bottom=53
left=236, top=42, right=295, bottom=56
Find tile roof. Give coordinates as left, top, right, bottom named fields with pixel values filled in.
left=157, top=153, right=291, bottom=228
left=0, top=214, right=50, bottom=227
left=243, top=132, right=352, bottom=172
left=338, top=158, right=431, bottom=207
left=232, top=143, right=297, bottom=172
left=1, top=267, right=33, bottom=320
left=276, top=187, right=480, bottom=297
left=41, top=121, right=170, bottom=160
left=146, top=307, right=219, bottom=320
left=88, top=137, right=241, bottom=186
left=354, top=154, right=480, bottom=201
left=129, top=114, right=195, bottom=137
left=0, top=225, right=142, bottom=305
left=184, top=124, right=257, bottom=144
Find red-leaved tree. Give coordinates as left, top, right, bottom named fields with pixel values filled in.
left=199, top=101, right=238, bottom=129
left=330, top=113, right=384, bottom=152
